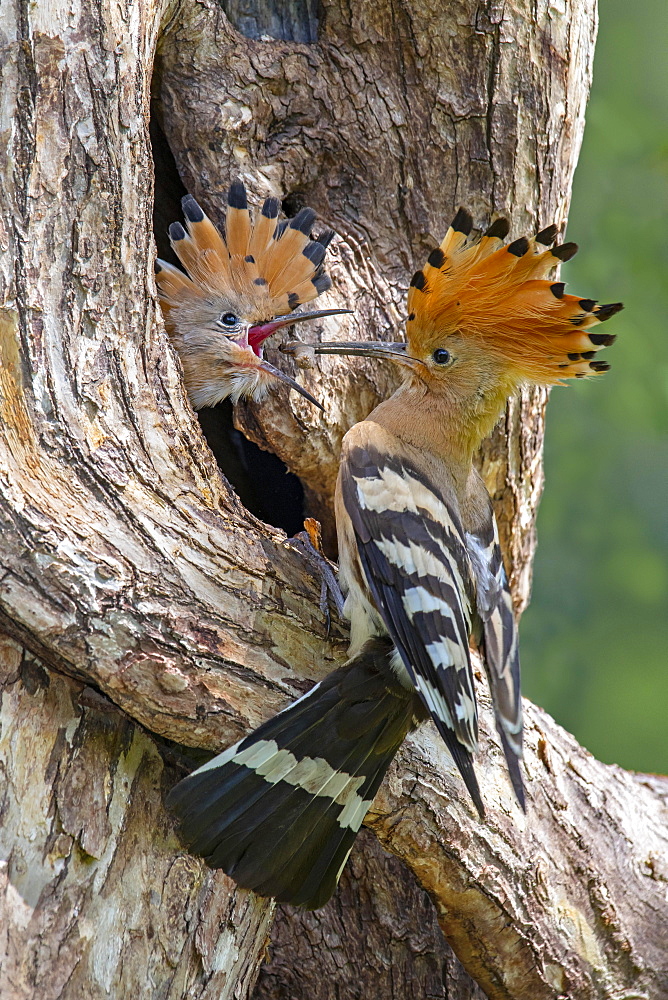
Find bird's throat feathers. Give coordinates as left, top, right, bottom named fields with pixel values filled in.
left=371, top=369, right=519, bottom=473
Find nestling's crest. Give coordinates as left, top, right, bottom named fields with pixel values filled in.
left=406, top=208, right=623, bottom=384
left=155, top=182, right=347, bottom=409
left=157, top=182, right=334, bottom=328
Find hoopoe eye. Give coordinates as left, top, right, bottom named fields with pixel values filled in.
left=220, top=312, right=239, bottom=328
left=432, top=348, right=451, bottom=366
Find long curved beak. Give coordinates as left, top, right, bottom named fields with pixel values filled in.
left=249, top=309, right=352, bottom=352
left=282, top=339, right=426, bottom=372
left=257, top=360, right=324, bottom=411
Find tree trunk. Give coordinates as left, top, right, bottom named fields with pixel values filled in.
left=1, top=1, right=666, bottom=999
left=0, top=638, right=274, bottom=1000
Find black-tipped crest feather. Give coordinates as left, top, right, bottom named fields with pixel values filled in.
left=485, top=218, right=510, bottom=240
left=227, top=180, right=248, bottom=209
left=451, top=207, right=473, bottom=235
left=181, top=195, right=204, bottom=223
left=405, top=209, right=622, bottom=383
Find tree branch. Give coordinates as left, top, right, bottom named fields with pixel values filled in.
left=369, top=679, right=668, bottom=999
left=254, top=828, right=488, bottom=1000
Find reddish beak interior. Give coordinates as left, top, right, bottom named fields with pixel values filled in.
left=248, top=321, right=282, bottom=355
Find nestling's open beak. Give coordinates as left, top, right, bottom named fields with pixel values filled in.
left=248, top=309, right=353, bottom=353
left=282, top=340, right=426, bottom=372
left=256, top=360, right=324, bottom=411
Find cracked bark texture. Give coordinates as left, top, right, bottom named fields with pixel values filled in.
left=1, top=0, right=667, bottom=998
left=254, top=828, right=488, bottom=1000
left=0, top=638, right=274, bottom=1000
left=155, top=0, right=564, bottom=601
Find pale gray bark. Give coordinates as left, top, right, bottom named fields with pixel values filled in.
left=1, top=0, right=666, bottom=998
left=0, top=637, right=275, bottom=1000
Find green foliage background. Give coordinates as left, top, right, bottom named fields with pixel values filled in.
left=521, top=0, right=668, bottom=773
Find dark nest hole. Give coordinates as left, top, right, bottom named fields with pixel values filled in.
left=150, top=114, right=306, bottom=537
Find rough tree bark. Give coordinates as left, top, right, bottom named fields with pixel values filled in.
left=0, top=1, right=666, bottom=999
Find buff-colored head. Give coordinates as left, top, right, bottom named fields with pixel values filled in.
left=297, top=208, right=623, bottom=442
left=156, top=182, right=350, bottom=409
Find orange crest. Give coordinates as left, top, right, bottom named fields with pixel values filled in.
left=406, top=209, right=622, bottom=383
left=156, top=182, right=333, bottom=324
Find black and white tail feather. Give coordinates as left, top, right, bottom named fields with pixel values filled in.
left=166, top=638, right=422, bottom=909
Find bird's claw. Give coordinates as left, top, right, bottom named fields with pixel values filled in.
left=291, top=518, right=345, bottom=634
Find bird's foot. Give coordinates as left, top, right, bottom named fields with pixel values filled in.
left=290, top=518, right=345, bottom=633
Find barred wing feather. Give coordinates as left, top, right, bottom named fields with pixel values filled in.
left=466, top=520, right=525, bottom=808
left=340, top=441, right=485, bottom=815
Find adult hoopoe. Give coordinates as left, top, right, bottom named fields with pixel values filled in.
left=155, top=181, right=349, bottom=410
left=167, top=209, right=623, bottom=908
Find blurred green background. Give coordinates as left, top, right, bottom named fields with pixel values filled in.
left=521, top=0, right=668, bottom=773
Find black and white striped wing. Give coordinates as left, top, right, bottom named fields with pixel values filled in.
left=340, top=440, right=484, bottom=814
left=466, top=517, right=525, bottom=808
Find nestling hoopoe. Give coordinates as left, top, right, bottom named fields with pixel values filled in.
left=166, top=209, right=623, bottom=908
left=155, top=181, right=349, bottom=410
